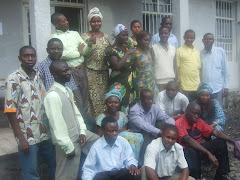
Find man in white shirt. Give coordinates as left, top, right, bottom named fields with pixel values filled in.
left=156, top=81, right=189, bottom=120
left=143, top=124, right=194, bottom=180
left=151, top=17, right=178, bottom=48
left=82, top=116, right=141, bottom=180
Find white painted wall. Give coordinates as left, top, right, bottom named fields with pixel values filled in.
left=88, top=0, right=142, bottom=42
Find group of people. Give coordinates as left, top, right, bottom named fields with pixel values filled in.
left=3, top=6, right=240, bottom=180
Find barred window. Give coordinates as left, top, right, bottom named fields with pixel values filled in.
left=142, top=0, right=172, bottom=36
left=215, top=0, right=236, bottom=61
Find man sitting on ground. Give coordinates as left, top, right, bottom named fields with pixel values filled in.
left=175, top=102, right=240, bottom=180
left=82, top=116, right=141, bottom=180
left=143, top=124, right=194, bottom=180
left=156, top=81, right=189, bottom=120
left=129, top=89, right=175, bottom=165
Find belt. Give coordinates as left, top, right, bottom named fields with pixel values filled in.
left=70, top=64, right=84, bottom=70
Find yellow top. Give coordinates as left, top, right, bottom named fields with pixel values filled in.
left=177, top=45, right=201, bottom=91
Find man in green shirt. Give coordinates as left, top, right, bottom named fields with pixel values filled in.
left=51, top=12, right=96, bottom=111
left=44, top=60, right=99, bottom=180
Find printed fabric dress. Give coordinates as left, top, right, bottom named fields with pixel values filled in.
left=132, top=49, right=159, bottom=98
left=105, top=45, right=136, bottom=115
left=201, top=99, right=226, bottom=139
left=96, top=112, right=144, bottom=160
left=81, top=33, right=110, bottom=118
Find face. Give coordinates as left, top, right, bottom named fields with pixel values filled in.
left=55, top=15, right=69, bottom=31
left=19, top=48, right=37, bottom=70
left=47, top=41, right=63, bottom=61
left=131, top=22, right=142, bottom=35
left=162, top=129, right=178, bottom=150
left=186, top=104, right=201, bottom=125
left=104, top=122, right=118, bottom=145
left=139, top=34, right=151, bottom=49
left=159, top=28, right=170, bottom=43
left=199, top=91, right=211, bottom=104
left=55, top=63, right=71, bottom=83
left=106, top=96, right=120, bottom=113
left=162, top=18, right=172, bottom=31
left=184, top=32, right=195, bottom=47
left=117, top=30, right=129, bottom=44
left=166, top=84, right=178, bottom=100
left=90, top=16, right=102, bottom=32
left=141, top=92, right=153, bottom=112
left=202, top=34, right=214, bottom=49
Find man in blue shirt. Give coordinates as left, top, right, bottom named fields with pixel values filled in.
left=200, top=33, right=231, bottom=107
left=151, top=16, right=178, bottom=48
left=82, top=116, right=141, bottom=180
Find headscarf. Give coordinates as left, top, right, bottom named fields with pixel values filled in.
left=197, top=82, right=213, bottom=95
left=104, top=89, right=122, bottom=102
left=111, top=24, right=127, bottom=44
left=88, top=7, right=103, bottom=22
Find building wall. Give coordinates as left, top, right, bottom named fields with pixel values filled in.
left=88, top=0, right=142, bottom=41
left=0, top=0, right=25, bottom=96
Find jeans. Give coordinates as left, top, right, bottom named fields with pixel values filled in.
left=18, top=139, right=56, bottom=180
left=182, top=91, right=197, bottom=102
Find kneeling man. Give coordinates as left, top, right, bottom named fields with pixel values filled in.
left=82, top=116, right=141, bottom=180
left=144, top=124, right=194, bottom=180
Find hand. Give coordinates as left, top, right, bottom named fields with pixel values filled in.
left=19, top=139, right=30, bottom=153
left=80, top=134, right=86, bottom=146
left=88, top=34, right=96, bottom=47
left=210, top=123, right=217, bottom=128
left=208, top=153, right=219, bottom=169
left=234, top=141, right=240, bottom=156
left=126, top=48, right=134, bottom=55
left=129, top=165, right=140, bottom=176
left=223, top=88, right=229, bottom=97
left=66, top=149, right=75, bottom=159
left=78, top=43, right=85, bottom=54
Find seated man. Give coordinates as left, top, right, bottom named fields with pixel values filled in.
left=82, top=116, right=141, bottom=180
left=143, top=124, right=194, bottom=180
left=44, top=60, right=99, bottom=180
left=129, top=89, right=175, bottom=165
left=175, top=102, right=240, bottom=180
left=156, top=81, right=189, bottom=120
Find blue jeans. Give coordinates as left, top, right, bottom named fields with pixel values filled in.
left=18, top=139, right=56, bottom=180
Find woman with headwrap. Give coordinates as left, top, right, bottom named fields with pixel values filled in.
left=82, top=7, right=110, bottom=117
left=195, top=82, right=226, bottom=135
left=96, top=89, right=144, bottom=160
left=104, top=24, right=136, bottom=115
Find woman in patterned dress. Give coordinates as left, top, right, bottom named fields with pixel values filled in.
left=96, top=89, right=144, bottom=160
left=82, top=7, right=110, bottom=117
left=105, top=24, right=136, bottom=115
left=132, top=30, right=159, bottom=99
left=195, top=82, right=226, bottom=137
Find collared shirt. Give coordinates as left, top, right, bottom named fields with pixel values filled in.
left=144, top=137, right=188, bottom=177
left=129, top=103, right=175, bottom=137
left=156, top=90, right=189, bottom=116
left=177, top=45, right=201, bottom=91
left=36, top=56, right=77, bottom=91
left=4, top=66, right=49, bottom=145
left=151, top=32, right=178, bottom=49
left=82, top=136, right=138, bottom=180
left=200, top=47, right=231, bottom=93
left=175, top=115, right=214, bottom=147
left=52, top=30, right=92, bottom=67
left=44, top=82, right=87, bottom=154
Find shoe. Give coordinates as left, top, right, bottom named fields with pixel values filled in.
left=214, top=174, right=230, bottom=180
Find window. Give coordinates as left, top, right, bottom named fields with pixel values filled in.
left=142, top=0, right=172, bottom=36
left=215, top=0, right=236, bottom=61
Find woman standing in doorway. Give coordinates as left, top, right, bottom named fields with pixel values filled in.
left=82, top=7, right=110, bottom=117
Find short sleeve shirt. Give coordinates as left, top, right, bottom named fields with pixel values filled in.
left=4, top=67, right=49, bottom=145
left=175, top=115, right=214, bottom=147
